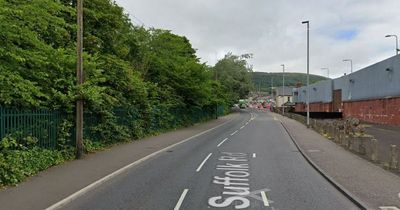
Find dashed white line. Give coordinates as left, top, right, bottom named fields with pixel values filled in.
left=260, top=191, right=270, bottom=206
left=196, top=153, right=212, bottom=172
left=217, top=138, right=229, bottom=147
left=379, top=207, right=400, bottom=210
left=252, top=153, right=256, bottom=158
left=230, top=130, right=238, bottom=136
left=174, top=189, right=189, bottom=210
left=240, top=126, right=245, bottom=129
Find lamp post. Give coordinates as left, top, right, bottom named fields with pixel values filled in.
left=385, top=34, right=399, bottom=55
left=302, top=20, right=310, bottom=127
left=76, top=0, right=84, bottom=159
left=343, top=59, right=353, bottom=73
left=270, top=78, right=273, bottom=96
left=281, top=64, right=285, bottom=115
left=321, top=67, right=329, bottom=78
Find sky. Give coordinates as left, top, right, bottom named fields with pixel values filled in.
left=115, top=0, right=400, bottom=78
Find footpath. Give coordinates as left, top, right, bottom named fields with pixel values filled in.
left=273, top=112, right=400, bottom=210
left=0, top=113, right=237, bottom=210
left=364, top=123, right=400, bottom=165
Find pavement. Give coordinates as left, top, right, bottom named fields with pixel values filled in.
left=363, top=123, right=400, bottom=164
left=0, top=109, right=393, bottom=210
left=273, top=112, right=400, bottom=210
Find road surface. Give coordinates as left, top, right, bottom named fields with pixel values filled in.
left=58, top=110, right=359, bottom=210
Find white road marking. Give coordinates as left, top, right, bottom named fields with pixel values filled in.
left=217, top=138, right=229, bottom=147
left=196, top=153, right=213, bottom=172
left=307, top=149, right=321, bottom=153
left=174, top=189, right=189, bottom=210
left=379, top=207, right=400, bottom=210
left=252, top=153, right=256, bottom=158
left=245, top=122, right=249, bottom=125
left=260, top=191, right=270, bottom=206
left=240, top=126, right=245, bottom=129
left=230, top=130, right=238, bottom=136
left=45, top=118, right=234, bottom=210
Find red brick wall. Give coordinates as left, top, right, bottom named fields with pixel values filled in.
left=343, top=97, right=400, bottom=125
left=295, top=103, right=305, bottom=112
left=295, top=102, right=333, bottom=112
left=309, top=102, right=332, bottom=112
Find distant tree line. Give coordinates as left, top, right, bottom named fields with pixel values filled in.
left=252, top=72, right=327, bottom=92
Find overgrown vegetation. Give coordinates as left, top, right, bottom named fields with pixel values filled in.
left=0, top=135, right=74, bottom=185
left=0, top=0, right=252, bottom=186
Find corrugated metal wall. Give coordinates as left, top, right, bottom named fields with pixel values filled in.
left=294, top=54, right=400, bottom=103
left=295, top=79, right=333, bottom=103
left=335, top=55, right=400, bottom=101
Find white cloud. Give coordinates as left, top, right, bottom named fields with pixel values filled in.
left=115, top=0, right=400, bottom=78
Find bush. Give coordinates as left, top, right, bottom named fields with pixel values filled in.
left=0, top=147, right=73, bottom=186
left=0, top=136, right=74, bottom=186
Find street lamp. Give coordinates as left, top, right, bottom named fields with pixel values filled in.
left=302, top=20, right=310, bottom=127
left=281, top=64, right=285, bottom=115
left=385, top=34, right=399, bottom=55
left=321, top=67, right=329, bottom=78
left=343, top=59, right=353, bottom=73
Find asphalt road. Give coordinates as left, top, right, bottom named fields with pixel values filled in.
left=60, top=110, right=359, bottom=210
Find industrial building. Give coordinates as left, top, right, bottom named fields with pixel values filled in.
left=293, top=54, right=400, bottom=125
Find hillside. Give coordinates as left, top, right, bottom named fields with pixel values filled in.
left=252, top=72, right=328, bottom=92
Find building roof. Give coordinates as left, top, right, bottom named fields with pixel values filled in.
left=275, top=86, right=293, bottom=96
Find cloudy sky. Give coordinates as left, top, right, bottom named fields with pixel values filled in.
left=115, top=0, right=400, bottom=78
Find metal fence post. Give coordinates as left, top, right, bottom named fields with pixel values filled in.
left=0, top=107, right=3, bottom=140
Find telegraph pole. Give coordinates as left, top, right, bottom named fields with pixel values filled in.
left=215, top=62, right=218, bottom=119
left=76, top=0, right=84, bottom=159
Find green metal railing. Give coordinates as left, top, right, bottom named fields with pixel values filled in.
left=0, top=105, right=225, bottom=149
left=0, top=107, right=63, bottom=148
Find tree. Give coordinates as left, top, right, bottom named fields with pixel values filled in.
left=213, top=53, right=253, bottom=106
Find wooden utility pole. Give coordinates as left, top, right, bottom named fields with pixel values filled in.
left=215, top=68, right=218, bottom=119
left=76, top=0, right=84, bottom=159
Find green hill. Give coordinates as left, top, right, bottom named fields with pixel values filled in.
left=252, top=72, right=327, bottom=92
